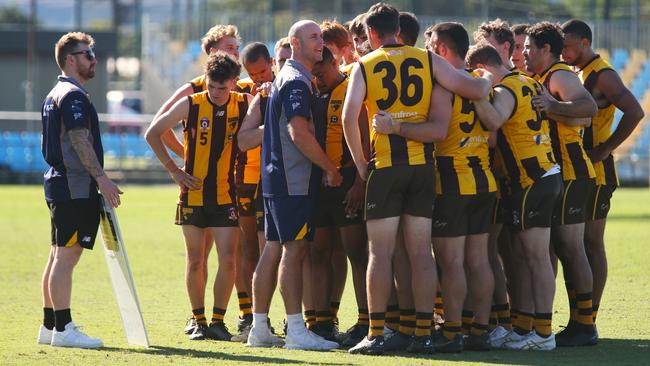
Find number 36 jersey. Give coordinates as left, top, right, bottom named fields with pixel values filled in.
left=181, top=91, right=248, bottom=207
left=359, top=44, right=434, bottom=170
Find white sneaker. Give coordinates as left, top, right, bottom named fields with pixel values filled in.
left=284, top=328, right=339, bottom=350
left=51, top=322, right=103, bottom=349
left=505, top=332, right=556, bottom=351
left=489, top=326, right=510, bottom=348
left=501, top=330, right=532, bottom=349
left=246, top=325, right=285, bottom=347
left=37, top=325, right=53, bottom=345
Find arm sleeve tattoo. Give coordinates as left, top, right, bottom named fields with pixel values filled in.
left=68, top=128, right=105, bottom=179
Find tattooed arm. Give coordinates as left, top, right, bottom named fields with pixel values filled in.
left=68, top=128, right=123, bottom=208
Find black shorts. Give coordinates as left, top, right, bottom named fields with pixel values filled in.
left=315, top=167, right=363, bottom=228
left=175, top=204, right=239, bottom=228
left=552, top=178, right=596, bottom=226
left=48, top=195, right=101, bottom=250
left=236, top=183, right=257, bottom=217
left=587, top=184, right=615, bottom=221
left=506, top=173, right=563, bottom=231
left=255, top=183, right=264, bottom=231
left=264, top=195, right=316, bottom=243
left=432, top=192, right=496, bottom=237
left=365, top=165, right=435, bottom=220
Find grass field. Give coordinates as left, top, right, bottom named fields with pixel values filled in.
left=1, top=185, right=649, bottom=365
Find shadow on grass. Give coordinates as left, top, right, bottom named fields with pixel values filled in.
left=607, top=213, right=650, bottom=221
left=391, top=338, right=650, bottom=365
left=100, top=345, right=350, bottom=365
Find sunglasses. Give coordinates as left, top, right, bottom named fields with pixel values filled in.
left=69, top=49, right=96, bottom=61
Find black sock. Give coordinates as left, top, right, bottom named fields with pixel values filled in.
left=43, top=307, right=55, bottom=330
left=54, top=309, right=72, bottom=332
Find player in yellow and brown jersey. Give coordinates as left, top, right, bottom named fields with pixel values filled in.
left=146, top=53, right=251, bottom=342
left=425, top=22, right=497, bottom=353
left=561, top=19, right=644, bottom=345
left=307, top=46, right=371, bottom=346
left=472, top=19, right=521, bottom=342
left=147, top=24, right=244, bottom=337
left=525, top=21, right=599, bottom=348
left=344, top=3, right=491, bottom=355
left=467, top=42, right=563, bottom=350
left=228, top=42, right=276, bottom=337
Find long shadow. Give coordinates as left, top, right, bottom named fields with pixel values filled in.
left=99, top=345, right=351, bottom=365
left=388, top=338, right=650, bottom=366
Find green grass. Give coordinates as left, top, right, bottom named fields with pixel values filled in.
left=1, top=185, right=649, bottom=365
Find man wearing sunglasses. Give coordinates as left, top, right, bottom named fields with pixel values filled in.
left=39, top=32, right=122, bottom=349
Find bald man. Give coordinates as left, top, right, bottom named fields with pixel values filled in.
left=247, top=20, right=341, bottom=351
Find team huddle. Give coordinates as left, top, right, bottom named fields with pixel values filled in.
left=40, top=0, right=644, bottom=356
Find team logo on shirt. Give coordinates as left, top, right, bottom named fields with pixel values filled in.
left=200, top=118, right=210, bottom=130
left=228, top=206, right=238, bottom=221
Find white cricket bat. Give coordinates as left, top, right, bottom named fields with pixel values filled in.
left=98, top=196, right=150, bottom=347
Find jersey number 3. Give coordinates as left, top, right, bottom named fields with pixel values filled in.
left=373, top=58, right=424, bottom=110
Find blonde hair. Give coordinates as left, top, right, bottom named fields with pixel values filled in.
left=54, top=32, right=95, bottom=70
left=201, top=25, right=240, bottom=55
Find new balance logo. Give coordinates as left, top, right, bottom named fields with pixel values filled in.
left=366, top=202, right=376, bottom=210
left=433, top=220, right=448, bottom=228
left=81, top=236, right=92, bottom=243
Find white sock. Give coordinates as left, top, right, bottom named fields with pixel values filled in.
left=253, top=313, right=269, bottom=330
left=287, top=313, right=305, bottom=333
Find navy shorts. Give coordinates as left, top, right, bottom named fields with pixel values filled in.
left=264, top=195, right=316, bottom=244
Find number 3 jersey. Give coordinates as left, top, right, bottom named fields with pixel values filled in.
left=359, top=44, right=434, bottom=170
left=181, top=91, right=248, bottom=206
left=495, top=72, right=557, bottom=191
left=435, top=70, right=496, bottom=195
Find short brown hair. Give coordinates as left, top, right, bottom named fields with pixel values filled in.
left=349, top=13, right=367, bottom=37
left=54, top=32, right=95, bottom=70
left=364, top=3, right=399, bottom=39
left=201, top=25, right=240, bottom=55
left=466, top=42, right=503, bottom=68
left=511, top=23, right=530, bottom=36
left=205, top=51, right=241, bottom=83
left=474, top=19, right=515, bottom=57
left=321, top=20, right=350, bottom=49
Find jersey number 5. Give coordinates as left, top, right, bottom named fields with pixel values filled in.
left=373, top=58, right=424, bottom=110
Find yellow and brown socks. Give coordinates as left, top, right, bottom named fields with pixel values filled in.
left=471, top=322, right=489, bottom=337
left=304, top=309, right=316, bottom=329
left=461, top=309, right=474, bottom=336
left=385, top=304, right=400, bottom=332
left=237, top=292, right=253, bottom=320
left=513, top=311, right=534, bottom=335
left=357, top=308, right=369, bottom=326
left=211, top=307, right=226, bottom=325
left=534, top=313, right=552, bottom=338
left=434, top=292, right=445, bottom=318
left=192, top=308, right=208, bottom=327
left=369, top=312, right=385, bottom=338
left=495, top=303, right=512, bottom=330
left=415, top=312, right=432, bottom=337
left=398, top=309, right=416, bottom=335
left=576, top=292, right=594, bottom=327
left=442, top=321, right=462, bottom=341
